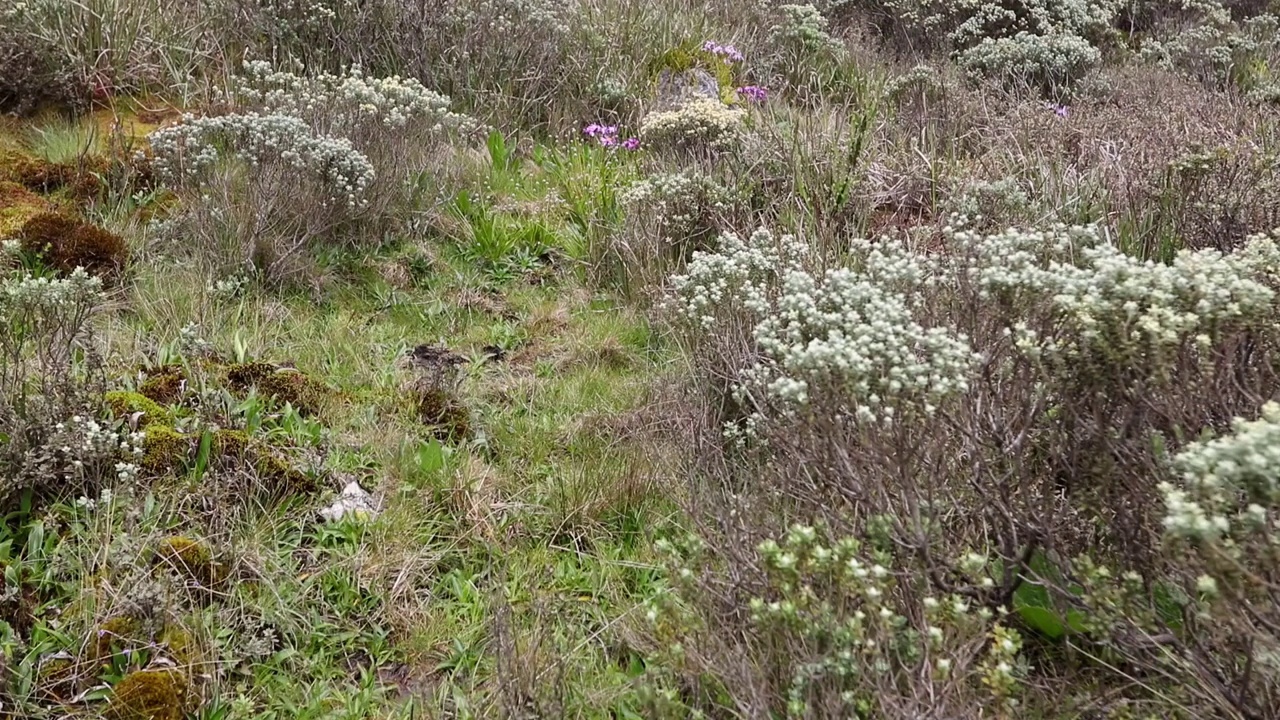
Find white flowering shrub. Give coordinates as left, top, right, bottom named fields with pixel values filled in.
left=621, top=171, right=736, bottom=249
left=842, top=0, right=1119, bottom=92
left=648, top=521, right=1029, bottom=717
left=956, top=31, right=1101, bottom=91
left=1146, top=401, right=1280, bottom=713
left=227, top=61, right=479, bottom=144
left=146, top=62, right=474, bottom=283
left=149, top=113, right=375, bottom=209
left=638, top=98, right=747, bottom=152
left=0, top=269, right=136, bottom=504
left=771, top=4, right=844, bottom=56
left=673, top=228, right=977, bottom=419
left=1140, top=12, right=1280, bottom=91
left=669, top=220, right=1280, bottom=716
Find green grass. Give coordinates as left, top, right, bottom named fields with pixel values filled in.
left=0, top=117, right=685, bottom=718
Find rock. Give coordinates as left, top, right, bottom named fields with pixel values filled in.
left=653, top=68, right=722, bottom=112
left=320, top=481, right=378, bottom=522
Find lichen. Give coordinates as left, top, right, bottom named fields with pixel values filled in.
left=225, top=362, right=328, bottom=415
left=18, top=211, right=127, bottom=278
left=107, top=668, right=188, bottom=720
left=140, top=426, right=190, bottom=475
left=152, top=535, right=226, bottom=588
left=104, top=391, right=170, bottom=428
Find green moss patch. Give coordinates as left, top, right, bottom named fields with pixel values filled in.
left=104, top=391, right=171, bottom=428
left=107, top=668, right=189, bottom=720
left=152, top=535, right=227, bottom=589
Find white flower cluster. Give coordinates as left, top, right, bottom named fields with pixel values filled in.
left=254, top=0, right=355, bottom=33
left=953, top=223, right=1280, bottom=364
left=442, top=0, right=570, bottom=38
left=1, top=267, right=104, bottom=312
left=231, top=61, right=470, bottom=133
left=748, top=522, right=1000, bottom=714
left=1161, top=401, right=1280, bottom=541
left=621, top=171, right=734, bottom=243
left=673, top=228, right=977, bottom=421
left=48, top=414, right=143, bottom=485
left=956, top=31, right=1101, bottom=87
left=1139, top=12, right=1279, bottom=90
left=771, top=4, right=844, bottom=56
left=638, top=98, right=746, bottom=152
left=148, top=112, right=375, bottom=208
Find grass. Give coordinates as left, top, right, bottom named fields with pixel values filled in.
left=0, top=112, right=683, bottom=718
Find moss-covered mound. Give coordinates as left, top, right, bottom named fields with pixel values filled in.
left=107, top=668, right=189, bottom=720
left=225, top=362, right=329, bottom=415
left=152, top=535, right=227, bottom=589
left=104, top=391, right=171, bottom=428
left=212, top=429, right=318, bottom=497
left=18, top=211, right=127, bottom=277
left=138, top=365, right=188, bottom=405
left=140, top=425, right=191, bottom=475
left=0, top=179, right=51, bottom=238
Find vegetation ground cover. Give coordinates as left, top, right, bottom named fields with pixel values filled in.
left=2, top=1, right=1280, bottom=718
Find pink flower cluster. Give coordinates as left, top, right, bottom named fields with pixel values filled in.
left=737, top=85, right=768, bottom=103
left=702, top=40, right=744, bottom=63
left=584, top=124, right=639, bottom=150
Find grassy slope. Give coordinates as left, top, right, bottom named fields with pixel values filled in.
left=1, top=112, right=680, bottom=719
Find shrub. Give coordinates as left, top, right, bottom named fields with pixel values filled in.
left=0, top=8, right=89, bottom=116
left=147, top=62, right=475, bottom=285
left=638, top=98, right=746, bottom=152
left=0, top=269, right=139, bottom=505
left=666, top=222, right=1280, bottom=716
left=956, top=31, right=1102, bottom=93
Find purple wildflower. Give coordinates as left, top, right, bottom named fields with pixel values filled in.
left=737, top=85, right=768, bottom=103
left=599, top=135, right=618, bottom=147
left=702, top=40, right=744, bottom=63
left=622, top=137, right=640, bottom=150
left=1046, top=103, right=1069, bottom=118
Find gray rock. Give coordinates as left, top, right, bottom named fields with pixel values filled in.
left=653, top=68, right=723, bottom=112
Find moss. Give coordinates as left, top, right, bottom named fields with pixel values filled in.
left=212, top=429, right=317, bottom=497
left=414, top=386, right=474, bottom=444
left=91, top=615, right=143, bottom=667
left=18, top=211, right=127, bottom=278
left=648, top=45, right=737, bottom=100
left=2, top=152, right=107, bottom=199
left=37, top=654, right=77, bottom=699
left=140, top=426, right=190, bottom=475
left=225, top=362, right=328, bottom=415
left=152, top=535, right=226, bottom=588
left=107, top=668, right=188, bottom=720
left=0, top=179, right=51, bottom=238
left=158, top=625, right=196, bottom=666
left=138, top=365, right=187, bottom=405
left=104, top=391, right=170, bottom=428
